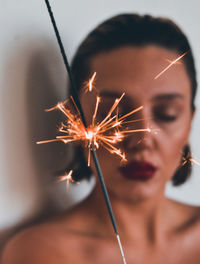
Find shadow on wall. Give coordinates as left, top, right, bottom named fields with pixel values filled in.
left=25, top=36, right=75, bottom=210
left=0, top=34, right=75, bottom=252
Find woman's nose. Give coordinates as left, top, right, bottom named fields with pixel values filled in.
left=122, top=108, right=154, bottom=153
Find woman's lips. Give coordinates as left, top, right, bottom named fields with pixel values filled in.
left=119, top=161, right=157, bottom=181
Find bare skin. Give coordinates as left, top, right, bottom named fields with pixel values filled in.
left=2, top=46, right=200, bottom=264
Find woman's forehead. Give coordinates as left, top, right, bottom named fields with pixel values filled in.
left=90, top=45, right=191, bottom=100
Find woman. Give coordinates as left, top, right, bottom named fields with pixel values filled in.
left=2, top=14, right=200, bottom=264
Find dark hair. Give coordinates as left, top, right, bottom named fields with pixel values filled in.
left=68, top=14, right=197, bottom=185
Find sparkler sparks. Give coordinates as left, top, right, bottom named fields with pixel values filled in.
left=154, top=51, right=188, bottom=80
left=56, top=170, right=79, bottom=190
left=37, top=86, right=150, bottom=166
left=84, top=72, right=97, bottom=92
left=190, top=158, right=200, bottom=166
left=181, top=152, right=200, bottom=167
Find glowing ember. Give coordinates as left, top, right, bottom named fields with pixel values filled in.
left=154, top=51, right=188, bottom=80
left=37, top=74, right=150, bottom=166
left=85, top=129, right=95, bottom=140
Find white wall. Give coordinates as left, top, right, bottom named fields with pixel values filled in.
left=0, top=0, right=200, bottom=239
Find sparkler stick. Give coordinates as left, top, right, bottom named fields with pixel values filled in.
left=43, top=0, right=127, bottom=262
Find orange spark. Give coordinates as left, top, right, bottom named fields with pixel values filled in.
left=181, top=152, right=200, bottom=167
left=37, top=75, right=150, bottom=166
left=190, top=158, right=200, bottom=166
left=56, top=170, right=79, bottom=190
left=165, top=58, right=181, bottom=65
left=154, top=51, right=188, bottom=80
left=84, top=72, right=97, bottom=92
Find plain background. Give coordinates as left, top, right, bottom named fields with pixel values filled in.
left=0, top=0, right=200, bottom=246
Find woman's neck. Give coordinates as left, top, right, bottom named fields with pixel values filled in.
left=84, top=183, right=171, bottom=245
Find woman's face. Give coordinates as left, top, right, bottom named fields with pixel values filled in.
left=80, top=46, right=193, bottom=202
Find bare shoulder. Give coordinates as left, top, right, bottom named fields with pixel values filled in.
left=1, top=225, right=58, bottom=264
left=174, top=199, right=199, bottom=217
left=167, top=198, right=200, bottom=241
left=0, top=214, right=80, bottom=264
left=1, top=204, right=97, bottom=264
left=163, top=199, right=200, bottom=262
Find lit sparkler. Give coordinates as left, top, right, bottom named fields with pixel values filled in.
left=37, top=86, right=150, bottom=166
left=154, top=51, right=188, bottom=80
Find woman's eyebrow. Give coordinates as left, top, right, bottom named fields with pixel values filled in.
left=152, top=93, right=184, bottom=101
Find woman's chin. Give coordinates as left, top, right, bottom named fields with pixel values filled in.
left=108, top=181, right=163, bottom=204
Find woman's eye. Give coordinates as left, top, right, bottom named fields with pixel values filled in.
left=153, top=106, right=179, bottom=123
left=155, top=113, right=178, bottom=122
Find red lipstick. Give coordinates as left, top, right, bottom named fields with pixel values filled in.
left=119, top=161, right=157, bottom=181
